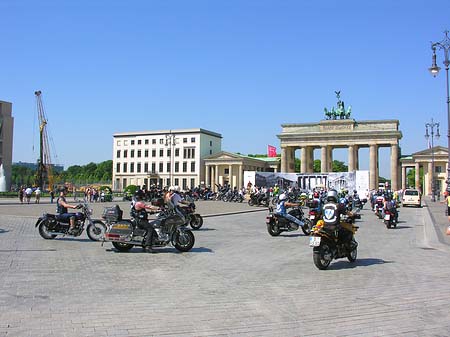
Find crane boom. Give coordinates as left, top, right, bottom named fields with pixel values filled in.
left=34, top=91, right=54, bottom=191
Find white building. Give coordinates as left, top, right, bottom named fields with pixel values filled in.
left=112, top=128, right=222, bottom=191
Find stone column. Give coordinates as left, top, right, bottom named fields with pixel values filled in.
left=415, top=163, right=420, bottom=191
left=301, top=147, right=307, bottom=173
left=401, top=166, right=407, bottom=190
left=390, top=144, right=399, bottom=191
left=239, top=165, right=243, bottom=189
left=205, top=164, right=210, bottom=188
left=281, top=147, right=288, bottom=173
left=427, top=162, right=433, bottom=196
left=288, top=148, right=296, bottom=173
left=369, top=144, right=378, bottom=190
left=321, top=146, right=328, bottom=173
left=229, top=164, right=233, bottom=188
left=327, top=147, right=333, bottom=172
left=307, top=147, right=314, bottom=173
left=348, top=145, right=355, bottom=172
left=354, top=145, right=359, bottom=170
left=215, top=164, right=219, bottom=191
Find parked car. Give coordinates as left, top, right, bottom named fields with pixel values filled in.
left=402, top=189, right=421, bottom=207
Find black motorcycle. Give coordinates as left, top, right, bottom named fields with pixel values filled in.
left=103, top=206, right=195, bottom=253
left=248, top=192, right=269, bottom=207
left=35, top=202, right=106, bottom=241
left=266, top=206, right=312, bottom=236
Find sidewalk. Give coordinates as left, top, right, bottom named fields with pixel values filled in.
left=422, top=195, right=450, bottom=247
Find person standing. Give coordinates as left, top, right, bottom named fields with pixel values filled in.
left=25, top=186, right=33, bottom=204
left=34, top=187, right=41, bottom=204
left=50, top=190, right=55, bottom=204
left=19, top=186, right=24, bottom=204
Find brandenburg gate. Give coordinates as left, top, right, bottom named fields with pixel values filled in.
left=277, top=118, right=403, bottom=190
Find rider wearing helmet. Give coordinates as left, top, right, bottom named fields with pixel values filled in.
left=275, top=193, right=305, bottom=228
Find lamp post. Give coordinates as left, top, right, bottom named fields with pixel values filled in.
left=165, top=131, right=177, bottom=187
left=429, top=30, right=450, bottom=192
left=425, top=119, right=440, bottom=201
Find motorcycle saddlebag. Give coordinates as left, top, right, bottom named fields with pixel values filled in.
left=102, top=205, right=123, bottom=222
left=105, top=221, right=133, bottom=241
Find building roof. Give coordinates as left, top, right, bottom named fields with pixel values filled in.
left=114, top=128, right=222, bottom=138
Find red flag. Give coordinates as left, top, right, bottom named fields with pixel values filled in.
left=268, top=145, right=277, bottom=157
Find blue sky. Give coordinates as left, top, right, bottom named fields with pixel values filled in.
left=1, top=0, right=449, bottom=178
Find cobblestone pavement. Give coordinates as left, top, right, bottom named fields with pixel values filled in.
left=422, top=195, right=450, bottom=247
left=0, top=199, right=450, bottom=336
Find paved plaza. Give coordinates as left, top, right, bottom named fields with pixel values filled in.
left=0, top=197, right=450, bottom=337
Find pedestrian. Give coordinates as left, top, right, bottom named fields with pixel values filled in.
left=25, top=186, right=33, bottom=204
left=18, top=186, right=24, bottom=204
left=34, top=187, right=41, bottom=204
left=50, top=190, right=55, bottom=204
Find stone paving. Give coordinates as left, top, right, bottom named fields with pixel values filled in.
left=0, top=198, right=450, bottom=336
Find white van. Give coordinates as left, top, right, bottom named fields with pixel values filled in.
left=402, top=189, right=421, bottom=207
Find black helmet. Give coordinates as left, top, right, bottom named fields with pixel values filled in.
left=134, top=189, right=145, bottom=201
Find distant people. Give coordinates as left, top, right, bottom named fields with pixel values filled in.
left=50, top=190, right=55, bottom=204
left=19, top=187, right=24, bottom=204
left=34, top=187, right=41, bottom=204
left=25, top=186, right=33, bottom=204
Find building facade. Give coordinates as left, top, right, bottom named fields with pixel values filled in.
left=112, top=128, right=222, bottom=191
left=0, top=101, right=14, bottom=191
left=400, top=146, right=448, bottom=196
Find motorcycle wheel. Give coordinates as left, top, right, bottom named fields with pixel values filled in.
left=267, top=220, right=281, bottom=236
left=38, top=221, right=57, bottom=239
left=112, top=242, right=134, bottom=252
left=86, top=221, right=107, bottom=241
left=248, top=199, right=255, bottom=206
left=190, top=214, right=203, bottom=230
left=385, top=220, right=391, bottom=229
left=173, top=229, right=195, bottom=252
left=347, top=246, right=357, bottom=262
left=313, top=243, right=333, bottom=270
left=301, top=218, right=313, bottom=236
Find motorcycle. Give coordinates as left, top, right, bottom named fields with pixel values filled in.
left=248, top=192, right=270, bottom=207
left=383, top=207, right=398, bottom=229
left=309, top=217, right=359, bottom=270
left=35, top=202, right=106, bottom=241
left=266, top=206, right=312, bottom=236
left=103, top=206, right=195, bottom=253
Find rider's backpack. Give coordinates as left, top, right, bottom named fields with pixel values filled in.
left=102, top=205, right=123, bottom=222
left=322, top=202, right=339, bottom=229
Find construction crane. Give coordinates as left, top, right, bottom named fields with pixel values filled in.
left=34, top=90, right=54, bottom=191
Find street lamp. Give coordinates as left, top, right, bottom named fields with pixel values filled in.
left=165, top=131, right=177, bottom=187
left=425, top=119, right=440, bottom=201
left=429, top=30, right=450, bottom=192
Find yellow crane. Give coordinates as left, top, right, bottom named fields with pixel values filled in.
left=34, top=90, right=54, bottom=191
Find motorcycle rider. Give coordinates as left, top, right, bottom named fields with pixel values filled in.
left=275, top=193, right=305, bottom=228
left=56, top=188, right=82, bottom=234
left=165, top=186, right=190, bottom=222
left=132, top=190, right=161, bottom=253
left=322, top=189, right=355, bottom=248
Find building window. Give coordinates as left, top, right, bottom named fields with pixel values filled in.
left=137, top=163, right=141, bottom=173
left=152, top=150, right=156, bottom=157
left=175, top=162, right=179, bottom=173
left=131, top=140, right=135, bottom=145
left=190, top=178, right=195, bottom=189
left=130, top=163, right=134, bottom=173
left=182, top=178, right=187, bottom=190
left=131, top=150, right=135, bottom=158
left=123, top=163, right=127, bottom=173
left=183, top=138, right=187, bottom=143
left=210, top=150, right=212, bottom=155
left=210, top=141, right=212, bottom=146
left=137, top=150, right=141, bottom=158
left=436, top=166, right=443, bottom=173
left=160, top=139, right=164, bottom=145
left=145, top=150, right=149, bottom=157
left=166, top=162, right=171, bottom=173
left=152, top=139, right=156, bottom=144
left=167, top=149, right=171, bottom=157
left=116, top=163, right=120, bottom=173
left=138, top=140, right=141, bottom=145
left=124, top=150, right=128, bottom=158
left=159, top=162, right=163, bottom=172
left=144, top=163, right=148, bottom=172
left=145, top=139, right=149, bottom=145
left=182, top=162, right=187, bottom=172
left=183, top=148, right=195, bottom=159
left=116, top=150, right=120, bottom=158
left=124, top=140, right=128, bottom=146
left=190, top=162, right=195, bottom=172
left=152, top=163, right=156, bottom=172
left=224, top=168, right=229, bottom=174
left=159, top=149, right=164, bottom=157
left=191, top=137, right=195, bottom=143
left=117, top=140, right=121, bottom=146
left=175, top=148, right=180, bottom=157
left=174, top=178, right=179, bottom=186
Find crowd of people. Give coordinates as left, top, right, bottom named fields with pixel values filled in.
left=18, top=186, right=43, bottom=204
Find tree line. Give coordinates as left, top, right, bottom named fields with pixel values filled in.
left=11, top=160, right=113, bottom=190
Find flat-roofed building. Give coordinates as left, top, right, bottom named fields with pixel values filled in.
left=112, top=128, right=222, bottom=191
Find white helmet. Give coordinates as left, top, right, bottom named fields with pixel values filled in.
left=171, top=185, right=181, bottom=192
left=279, top=193, right=287, bottom=201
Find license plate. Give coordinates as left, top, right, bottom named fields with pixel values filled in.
left=309, top=215, right=315, bottom=220
left=309, top=236, right=321, bottom=247
left=384, top=214, right=390, bottom=220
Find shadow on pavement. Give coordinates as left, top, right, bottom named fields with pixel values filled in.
left=0, top=228, right=9, bottom=234
left=0, top=249, right=57, bottom=252
left=328, top=258, right=394, bottom=270
left=105, top=246, right=214, bottom=254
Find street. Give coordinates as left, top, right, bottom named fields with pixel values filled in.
left=0, top=200, right=450, bottom=337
